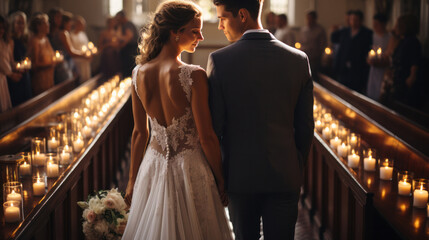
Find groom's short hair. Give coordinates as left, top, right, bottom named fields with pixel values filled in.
left=213, top=0, right=262, bottom=20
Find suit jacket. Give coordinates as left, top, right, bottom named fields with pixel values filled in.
left=207, top=31, right=314, bottom=194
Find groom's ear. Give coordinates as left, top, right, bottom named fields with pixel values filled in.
left=238, top=8, right=248, bottom=23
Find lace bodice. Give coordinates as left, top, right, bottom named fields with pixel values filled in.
left=132, top=64, right=202, bottom=160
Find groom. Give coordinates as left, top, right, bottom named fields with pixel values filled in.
left=207, top=0, right=314, bottom=239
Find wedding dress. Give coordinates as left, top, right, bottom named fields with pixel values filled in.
left=122, top=64, right=232, bottom=240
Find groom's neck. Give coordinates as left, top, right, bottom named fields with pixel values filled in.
left=241, top=18, right=263, bottom=34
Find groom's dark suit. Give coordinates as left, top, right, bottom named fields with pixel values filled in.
left=208, top=30, right=314, bottom=239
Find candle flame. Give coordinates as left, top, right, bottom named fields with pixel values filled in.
left=11, top=203, right=14, bottom=207
left=88, top=42, right=94, bottom=49
left=369, top=49, right=376, bottom=56
left=55, top=51, right=60, bottom=58
left=12, top=190, right=16, bottom=194
left=376, top=48, right=382, bottom=55
left=325, top=47, right=332, bottom=55
left=295, top=42, right=301, bottom=49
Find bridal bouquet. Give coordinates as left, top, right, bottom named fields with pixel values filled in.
left=77, top=188, right=129, bottom=240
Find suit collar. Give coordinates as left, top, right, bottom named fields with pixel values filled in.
left=239, top=31, right=275, bottom=41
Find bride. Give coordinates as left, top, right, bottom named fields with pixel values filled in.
left=122, top=1, right=232, bottom=239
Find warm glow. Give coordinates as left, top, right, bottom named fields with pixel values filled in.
left=414, top=219, right=420, bottom=229
left=82, top=45, right=87, bottom=52
left=316, top=120, right=322, bottom=125
left=295, top=42, right=301, bottom=49
left=16, top=63, right=21, bottom=68
left=55, top=51, right=60, bottom=58
left=324, top=47, right=332, bottom=55
left=369, top=49, right=376, bottom=57
left=11, top=203, right=14, bottom=207
left=367, top=178, right=372, bottom=186
left=400, top=204, right=407, bottom=212
left=85, top=50, right=91, bottom=57
left=381, top=189, right=386, bottom=199
left=376, top=48, right=382, bottom=55
left=88, top=42, right=94, bottom=49
left=91, top=47, right=98, bottom=54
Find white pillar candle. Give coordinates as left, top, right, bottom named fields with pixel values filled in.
left=64, top=144, right=72, bottom=153
left=330, top=137, right=341, bottom=149
left=315, top=120, right=323, bottom=132
left=379, top=166, right=393, bottom=180
left=337, top=143, right=349, bottom=158
left=7, top=190, right=22, bottom=202
left=33, top=152, right=45, bottom=166
left=73, top=138, right=84, bottom=153
left=19, top=162, right=31, bottom=175
left=33, top=179, right=45, bottom=196
left=4, top=203, right=21, bottom=223
left=46, top=162, right=59, bottom=177
left=347, top=153, right=360, bottom=168
left=60, top=150, right=71, bottom=164
left=350, top=136, right=358, bottom=148
left=47, top=137, right=58, bottom=151
left=322, top=127, right=331, bottom=140
left=82, top=126, right=92, bottom=138
left=398, top=181, right=412, bottom=196
left=413, top=187, right=428, bottom=208
left=364, top=156, right=376, bottom=171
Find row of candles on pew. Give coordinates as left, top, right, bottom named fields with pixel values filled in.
left=2, top=76, right=132, bottom=223
left=292, top=43, right=380, bottom=61
left=313, top=101, right=429, bottom=217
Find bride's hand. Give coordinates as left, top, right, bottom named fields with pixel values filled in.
left=124, top=182, right=134, bottom=208
left=217, top=182, right=229, bottom=206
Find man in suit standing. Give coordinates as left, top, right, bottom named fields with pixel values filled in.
left=207, top=0, right=314, bottom=239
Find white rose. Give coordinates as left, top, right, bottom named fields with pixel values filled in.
left=88, top=197, right=104, bottom=215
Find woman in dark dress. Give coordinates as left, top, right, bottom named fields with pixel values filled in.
left=390, top=14, right=421, bottom=106
left=7, top=11, right=32, bottom=106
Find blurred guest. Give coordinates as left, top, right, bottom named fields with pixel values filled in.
left=98, top=17, right=120, bottom=78
left=389, top=14, right=421, bottom=106
left=300, top=10, right=326, bottom=81
left=331, top=10, right=372, bottom=93
left=0, top=16, right=21, bottom=112
left=7, top=11, right=32, bottom=106
left=28, top=14, right=56, bottom=96
left=70, top=15, right=91, bottom=82
left=265, top=11, right=277, bottom=34
left=115, top=10, right=138, bottom=77
left=50, top=11, right=75, bottom=84
left=48, top=7, right=63, bottom=40
left=331, top=10, right=353, bottom=69
left=274, top=14, right=295, bottom=46
left=366, top=13, right=390, bottom=101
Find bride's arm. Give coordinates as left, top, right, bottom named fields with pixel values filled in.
left=125, top=84, right=149, bottom=206
left=190, top=69, right=227, bottom=205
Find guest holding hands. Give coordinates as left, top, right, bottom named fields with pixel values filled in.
left=7, top=11, right=32, bottom=106
left=28, top=14, right=56, bottom=96
left=0, top=15, right=21, bottom=112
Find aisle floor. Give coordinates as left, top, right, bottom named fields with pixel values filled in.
left=117, top=143, right=319, bottom=240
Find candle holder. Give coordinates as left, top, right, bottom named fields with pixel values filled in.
left=378, top=158, right=394, bottom=180
left=329, top=120, right=339, bottom=136
left=322, top=112, right=332, bottom=123
left=3, top=201, right=23, bottom=223
left=363, top=148, right=377, bottom=171
left=58, top=146, right=73, bottom=166
left=72, top=132, right=85, bottom=153
left=81, top=125, right=93, bottom=139
left=47, top=128, right=59, bottom=153
left=45, top=153, right=59, bottom=178
left=337, top=142, right=350, bottom=158
left=398, top=171, right=413, bottom=196
left=413, top=178, right=428, bottom=208
left=31, top=137, right=46, bottom=167
left=338, top=126, right=350, bottom=141
left=347, top=148, right=360, bottom=169
left=348, top=133, right=361, bottom=149
left=329, top=136, right=342, bottom=150
left=18, top=152, right=32, bottom=177
left=3, top=182, right=23, bottom=204
left=314, top=118, right=324, bottom=133
left=32, top=176, right=46, bottom=196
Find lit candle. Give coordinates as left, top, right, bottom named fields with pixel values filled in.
left=337, top=143, right=349, bottom=158
left=368, top=49, right=376, bottom=59
left=347, top=152, right=360, bottom=168
left=87, top=41, right=94, bottom=49
left=85, top=50, right=92, bottom=57
left=325, top=47, right=332, bottom=55
left=19, top=162, right=31, bottom=176
left=33, top=178, right=45, bottom=196
left=295, top=42, right=301, bottom=49
left=398, top=180, right=412, bottom=196
left=364, top=156, right=376, bottom=171
left=7, top=190, right=22, bottom=203
left=330, top=137, right=341, bottom=149
left=82, top=126, right=92, bottom=139
left=413, top=185, right=428, bottom=208
left=350, top=135, right=358, bottom=148
left=4, top=202, right=21, bottom=223
left=16, top=62, right=22, bottom=71
left=46, top=161, right=59, bottom=178
left=379, top=165, right=393, bottom=180
left=47, top=137, right=58, bottom=151
left=315, top=120, right=323, bottom=132
left=91, top=47, right=98, bottom=54
left=73, top=138, right=84, bottom=153
left=322, top=127, right=331, bottom=140
left=376, top=47, right=382, bottom=58
left=33, top=152, right=45, bottom=166
left=64, top=144, right=72, bottom=153
left=60, top=150, right=71, bottom=165
left=81, top=45, right=88, bottom=52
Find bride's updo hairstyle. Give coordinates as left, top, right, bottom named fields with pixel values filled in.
left=136, top=0, right=202, bottom=64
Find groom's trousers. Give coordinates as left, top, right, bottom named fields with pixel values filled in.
left=228, top=191, right=300, bottom=240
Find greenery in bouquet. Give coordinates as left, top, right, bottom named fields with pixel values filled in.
left=78, top=188, right=129, bottom=240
